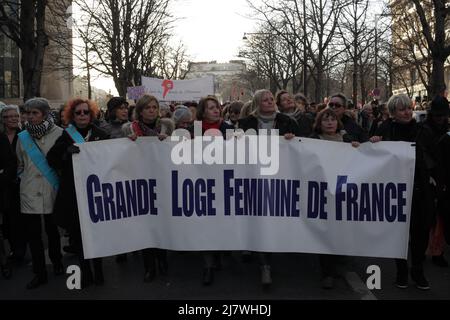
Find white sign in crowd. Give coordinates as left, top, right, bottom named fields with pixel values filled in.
left=73, top=136, right=415, bottom=260
left=140, top=76, right=214, bottom=101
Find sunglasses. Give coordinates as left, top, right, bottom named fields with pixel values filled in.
left=74, top=110, right=90, bottom=115
left=328, top=103, right=343, bottom=109
left=230, top=110, right=240, bottom=115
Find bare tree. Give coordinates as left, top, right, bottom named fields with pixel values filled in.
left=0, top=0, right=51, bottom=100
left=409, top=0, right=450, bottom=97
left=153, top=41, right=191, bottom=80
left=246, top=0, right=351, bottom=102
left=391, top=1, right=433, bottom=98
left=73, top=0, right=184, bottom=97
left=338, top=0, right=376, bottom=105
left=240, top=20, right=303, bottom=94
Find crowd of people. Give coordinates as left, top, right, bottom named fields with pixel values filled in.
left=0, top=88, right=449, bottom=292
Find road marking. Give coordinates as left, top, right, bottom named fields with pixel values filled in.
left=344, top=271, right=377, bottom=300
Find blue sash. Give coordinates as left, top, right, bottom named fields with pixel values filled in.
left=65, top=124, right=86, bottom=144
left=18, top=130, right=60, bottom=191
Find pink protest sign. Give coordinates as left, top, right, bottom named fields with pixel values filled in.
left=162, top=79, right=174, bottom=98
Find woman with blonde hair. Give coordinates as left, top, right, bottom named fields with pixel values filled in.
left=237, top=89, right=300, bottom=288
left=122, top=94, right=174, bottom=283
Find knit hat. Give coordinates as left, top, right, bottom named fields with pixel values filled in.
left=430, top=95, right=450, bottom=116
left=24, top=97, right=51, bottom=115
left=172, top=106, right=192, bottom=124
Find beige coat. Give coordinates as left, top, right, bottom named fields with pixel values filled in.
left=16, top=125, right=63, bottom=214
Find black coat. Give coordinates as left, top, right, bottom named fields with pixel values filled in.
left=47, top=124, right=109, bottom=231
left=292, top=112, right=314, bottom=137
left=0, top=133, right=15, bottom=220
left=375, top=118, right=436, bottom=227
left=341, top=114, right=369, bottom=142
left=238, top=113, right=301, bottom=136
left=438, top=132, right=450, bottom=243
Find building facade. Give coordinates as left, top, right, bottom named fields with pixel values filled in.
left=390, top=0, right=450, bottom=101
left=0, top=0, right=73, bottom=108
left=185, top=60, right=248, bottom=103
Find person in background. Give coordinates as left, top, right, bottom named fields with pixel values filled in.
left=239, top=101, right=254, bottom=119
left=172, top=105, right=194, bottom=136
left=327, top=93, right=368, bottom=143
left=19, top=105, right=27, bottom=129
left=160, top=103, right=172, bottom=119
left=418, top=96, right=450, bottom=268
left=294, top=93, right=308, bottom=113
left=185, top=101, right=198, bottom=123
left=276, top=90, right=312, bottom=137
left=225, top=101, right=243, bottom=128
left=358, top=103, right=378, bottom=136
left=101, top=97, right=130, bottom=139
left=16, top=98, right=64, bottom=289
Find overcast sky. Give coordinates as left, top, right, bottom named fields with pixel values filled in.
left=170, top=0, right=256, bottom=62
left=91, top=0, right=257, bottom=93
left=90, top=0, right=385, bottom=94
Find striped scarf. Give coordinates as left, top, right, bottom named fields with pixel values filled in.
left=25, top=114, right=55, bottom=139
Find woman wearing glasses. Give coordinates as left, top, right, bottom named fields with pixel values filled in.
left=327, top=93, right=369, bottom=143
left=47, top=98, right=109, bottom=288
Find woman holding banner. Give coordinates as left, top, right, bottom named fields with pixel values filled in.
left=237, top=89, right=300, bottom=288
left=310, top=106, right=359, bottom=289
left=47, top=98, right=109, bottom=288
left=123, top=94, right=174, bottom=283
left=16, top=98, right=64, bottom=289
left=370, top=93, right=432, bottom=290
left=195, top=95, right=235, bottom=286
left=275, top=90, right=313, bottom=137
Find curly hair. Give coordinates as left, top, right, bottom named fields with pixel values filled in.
left=63, top=98, right=99, bottom=125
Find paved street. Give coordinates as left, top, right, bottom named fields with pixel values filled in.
left=1, top=239, right=449, bottom=300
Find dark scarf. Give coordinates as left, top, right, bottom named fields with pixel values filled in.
left=73, top=123, right=92, bottom=140
left=25, top=114, right=55, bottom=139
left=136, top=118, right=161, bottom=136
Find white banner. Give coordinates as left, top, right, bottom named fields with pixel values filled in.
left=73, top=136, right=415, bottom=259
left=141, top=76, right=214, bottom=101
